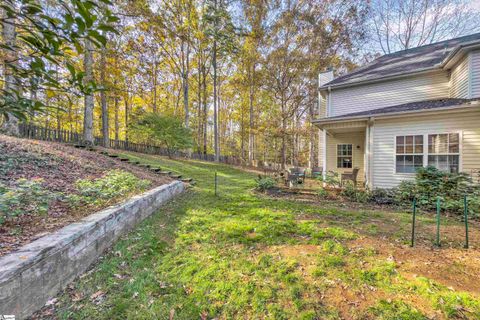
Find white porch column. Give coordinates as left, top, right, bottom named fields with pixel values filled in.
left=322, top=129, right=327, bottom=180
left=364, top=125, right=370, bottom=188
left=365, top=118, right=374, bottom=189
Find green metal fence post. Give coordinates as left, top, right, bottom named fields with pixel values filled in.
left=436, top=197, right=441, bottom=247
left=214, top=171, right=218, bottom=196
left=411, top=198, right=417, bottom=247
left=464, top=195, right=469, bottom=249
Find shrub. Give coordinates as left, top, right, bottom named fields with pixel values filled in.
left=130, top=113, right=193, bottom=157
left=370, top=188, right=396, bottom=205
left=255, top=176, right=276, bottom=192
left=316, top=171, right=340, bottom=189
left=68, top=170, right=151, bottom=207
left=317, top=187, right=329, bottom=199
left=0, top=179, right=57, bottom=224
left=340, top=182, right=371, bottom=203
left=393, top=166, right=480, bottom=214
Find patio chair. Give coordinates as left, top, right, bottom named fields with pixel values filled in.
left=311, top=166, right=323, bottom=179
left=289, top=167, right=306, bottom=183
left=341, top=167, right=359, bottom=187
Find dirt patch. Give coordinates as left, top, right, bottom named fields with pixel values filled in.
left=350, top=236, right=480, bottom=296
left=0, top=135, right=173, bottom=256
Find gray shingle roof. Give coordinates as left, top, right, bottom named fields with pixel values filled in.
left=325, top=98, right=478, bottom=120
left=322, top=33, right=480, bottom=88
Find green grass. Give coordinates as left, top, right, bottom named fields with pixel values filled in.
left=50, top=153, right=480, bottom=320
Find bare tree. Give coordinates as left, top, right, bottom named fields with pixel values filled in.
left=371, top=0, right=480, bottom=54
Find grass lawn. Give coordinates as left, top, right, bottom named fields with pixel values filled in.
left=38, top=153, right=480, bottom=320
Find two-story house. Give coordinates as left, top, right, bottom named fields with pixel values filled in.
left=314, top=33, right=480, bottom=189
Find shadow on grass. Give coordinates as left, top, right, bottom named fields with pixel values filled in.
left=44, top=154, right=480, bottom=320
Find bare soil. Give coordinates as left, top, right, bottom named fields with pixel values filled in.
left=0, top=135, right=173, bottom=256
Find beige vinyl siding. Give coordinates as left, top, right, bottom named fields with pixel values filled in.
left=471, top=50, right=480, bottom=98
left=329, top=71, right=449, bottom=117
left=449, top=54, right=470, bottom=98
left=326, top=131, right=365, bottom=183
left=372, top=109, right=480, bottom=188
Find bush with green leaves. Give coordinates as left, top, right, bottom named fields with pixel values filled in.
left=130, top=113, right=193, bottom=157
left=316, top=171, right=341, bottom=189
left=67, top=170, right=151, bottom=207
left=393, top=166, right=480, bottom=214
left=1, top=0, right=118, bottom=120
left=0, top=179, right=57, bottom=224
left=340, top=182, right=371, bottom=203
left=255, top=176, right=276, bottom=192
left=369, top=188, right=397, bottom=205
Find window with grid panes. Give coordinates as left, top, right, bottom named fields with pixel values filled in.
left=395, top=135, right=423, bottom=173
left=337, top=144, right=352, bottom=168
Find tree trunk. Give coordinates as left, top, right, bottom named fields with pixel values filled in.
left=83, top=39, right=94, bottom=144
left=213, top=0, right=219, bottom=162
left=114, top=96, right=119, bottom=142
left=197, top=59, right=203, bottom=154
left=248, top=64, right=255, bottom=165
left=281, top=99, right=287, bottom=169
left=153, top=60, right=157, bottom=113
left=293, top=114, right=299, bottom=167
left=183, top=48, right=190, bottom=128
left=124, top=97, right=129, bottom=142
left=1, top=4, right=20, bottom=135
left=202, top=67, right=208, bottom=156
left=100, top=40, right=109, bottom=147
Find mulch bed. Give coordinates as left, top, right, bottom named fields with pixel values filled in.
left=0, top=135, right=173, bottom=257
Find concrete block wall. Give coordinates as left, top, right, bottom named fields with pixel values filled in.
left=0, top=181, right=185, bottom=319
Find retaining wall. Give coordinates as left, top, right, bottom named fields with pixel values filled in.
left=0, top=180, right=185, bottom=319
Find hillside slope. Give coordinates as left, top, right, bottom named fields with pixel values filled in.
left=0, top=135, right=172, bottom=256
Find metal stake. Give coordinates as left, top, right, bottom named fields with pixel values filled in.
left=214, top=171, right=218, bottom=196
left=436, top=197, right=441, bottom=247
left=464, top=195, right=469, bottom=249
left=411, top=198, right=417, bottom=247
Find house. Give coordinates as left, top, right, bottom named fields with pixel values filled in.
left=313, top=33, right=480, bottom=189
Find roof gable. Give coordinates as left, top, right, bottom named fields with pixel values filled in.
left=322, top=33, right=480, bottom=88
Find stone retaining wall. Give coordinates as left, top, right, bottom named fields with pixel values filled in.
left=0, top=181, right=185, bottom=319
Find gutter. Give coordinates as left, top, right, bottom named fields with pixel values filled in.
left=312, top=102, right=480, bottom=125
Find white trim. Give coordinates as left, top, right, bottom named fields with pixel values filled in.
left=364, top=125, right=370, bottom=187
left=322, top=130, right=327, bottom=180
left=369, top=123, right=374, bottom=188
left=468, top=52, right=473, bottom=99
left=312, top=103, right=479, bottom=125
left=336, top=143, right=353, bottom=169
left=393, top=134, right=424, bottom=175
left=426, top=131, right=463, bottom=173
left=392, top=131, right=463, bottom=175
left=326, top=88, right=332, bottom=117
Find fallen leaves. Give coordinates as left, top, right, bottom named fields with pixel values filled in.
left=90, top=290, right=106, bottom=305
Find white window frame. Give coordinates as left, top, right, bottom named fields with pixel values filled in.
left=337, top=144, right=353, bottom=169
left=393, top=131, right=462, bottom=175
left=427, top=132, right=462, bottom=173
left=394, top=135, right=424, bottom=174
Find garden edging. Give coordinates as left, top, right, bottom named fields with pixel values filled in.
left=0, top=180, right=186, bottom=319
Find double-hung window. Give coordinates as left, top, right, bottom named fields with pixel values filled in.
left=337, top=144, right=352, bottom=168
left=428, top=133, right=460, bottom=173
left=395, top=135, right=423, bottom=173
